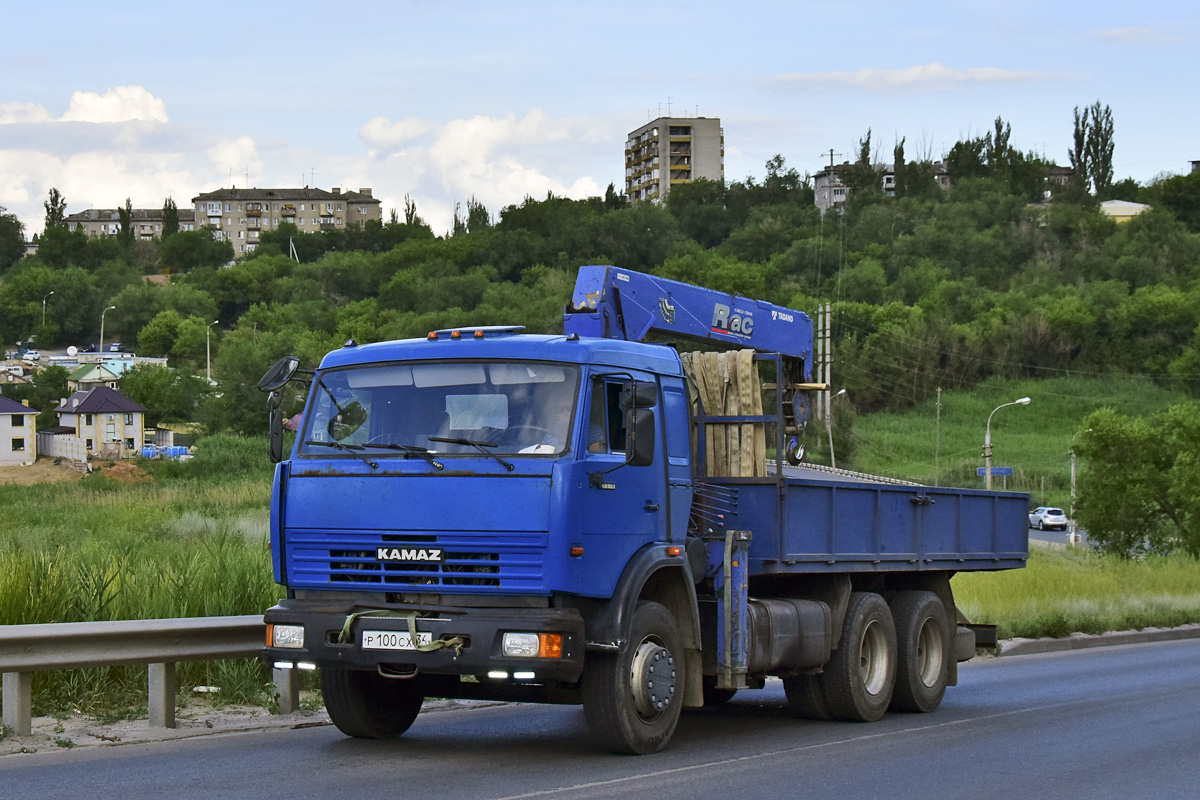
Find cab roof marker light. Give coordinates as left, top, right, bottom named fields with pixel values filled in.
left=474, top=329, right=484, bottom=338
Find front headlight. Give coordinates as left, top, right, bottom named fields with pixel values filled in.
left=270, top=624, right=305, bottom=649
left=502, top=632, right=540, bottom=657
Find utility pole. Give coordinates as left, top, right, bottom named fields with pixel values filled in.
left=1069, top=452, right=1079, bottom=544
left=934, top=387, right=942, bottom=486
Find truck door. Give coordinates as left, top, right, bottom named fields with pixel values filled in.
left=576, top=373, right=668, bottom=594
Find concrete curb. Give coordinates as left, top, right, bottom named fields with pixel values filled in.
left=999, top=623, right=1200, bottom=656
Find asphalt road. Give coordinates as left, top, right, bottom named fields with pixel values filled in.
left=4, top=638, right=1199, bottom=800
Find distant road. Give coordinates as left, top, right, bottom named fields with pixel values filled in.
left=1029, top=523, right=1089, bottom=547
left=5, top=639, right=1200, bottom=800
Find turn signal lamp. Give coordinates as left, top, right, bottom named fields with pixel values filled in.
left=538, top=633, right=563, bottom=659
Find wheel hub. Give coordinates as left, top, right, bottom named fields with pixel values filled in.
left=630, top=641, right=676, bottom=719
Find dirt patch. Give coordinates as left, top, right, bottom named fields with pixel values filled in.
left=0, top=458, right=83, bottom=486
left=93, top=461, right=154, bottom=484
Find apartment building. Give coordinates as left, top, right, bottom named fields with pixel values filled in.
left=625, top=117, right=723, bottom=202
left=191, top=187, right=383, bottom=254
left=66, top=208, right=198, bottom=239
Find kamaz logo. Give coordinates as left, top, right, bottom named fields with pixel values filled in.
left=376, top=547, right=444, bottom=563
left=711, top=303, right=754, bottom=338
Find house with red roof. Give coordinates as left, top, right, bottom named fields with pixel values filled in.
left=53, top=386, right=147, bottom=460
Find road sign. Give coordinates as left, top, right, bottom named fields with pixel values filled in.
left=977, top=467, right=1013, bottom=476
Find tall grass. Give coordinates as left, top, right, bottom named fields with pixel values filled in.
left=0, top=434, right=285, bottom=716
left=847, top=375, right=1186, bottom=509
left=954, top=546, right=1200, bottom=640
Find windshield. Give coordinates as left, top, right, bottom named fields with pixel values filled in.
left=299, top=361, right=580, bottom=458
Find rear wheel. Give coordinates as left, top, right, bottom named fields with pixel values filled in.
left=820, top=592, right=896, bottom=722
left=889, top=591, right=949, bottom=713
left=583, top=601, right=683, bottom=754
left=321, top=667, right=425, bottom=739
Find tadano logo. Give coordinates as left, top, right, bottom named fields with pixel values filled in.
left=711, top=303, right=754, bottom=338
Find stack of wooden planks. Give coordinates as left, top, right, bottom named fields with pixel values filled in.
left=681, top=350, right=766, bottom=477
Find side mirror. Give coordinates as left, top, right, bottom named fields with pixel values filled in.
left=621, top=380, right=658, bottom=409
left=625, top=408, right=655, bottom=467
left=268, top=406, right=285, bottom=463
left=258, top=356, right=300, bottom=392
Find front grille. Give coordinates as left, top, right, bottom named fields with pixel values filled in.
left=289, top=530, right=546, bottom=592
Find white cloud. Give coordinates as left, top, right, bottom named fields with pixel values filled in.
left=1092, top=27, right=1177, bottom=45
left=205, top=136, right=264, bottom=187
left=360, top=116, right=434, bottom=152
left=0, top=102, right=53, bottom=125
left=361, top=110, right=608, bottom=233
left=771, top=62, right=1059, bottom=93
left=60, top=86, right=169, bottom=124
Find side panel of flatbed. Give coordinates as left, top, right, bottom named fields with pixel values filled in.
left=708, top=478, right=1029, bottom=575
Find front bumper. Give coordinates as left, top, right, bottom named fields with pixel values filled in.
left=264, top=598, right=586, bottom=683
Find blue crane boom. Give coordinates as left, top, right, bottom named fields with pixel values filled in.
left=563, top=264, right=815, bottom=378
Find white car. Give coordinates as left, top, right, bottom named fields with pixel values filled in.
left=19, top=349, right=40, bottom=361
left=1029, top=507, right=1068, bottom=531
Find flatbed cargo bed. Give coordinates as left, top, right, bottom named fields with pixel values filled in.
left=705, top=467, right=1029, bottom=576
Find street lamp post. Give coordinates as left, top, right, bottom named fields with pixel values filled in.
left=99, top=305, right=116, bottom=357
left=984, top=397, right=1031, bottom=489
left=41, top=291, right=54, bottom=327
left=206, top=320, right=219, bottom=384
left=827, top=388, right=847, bottom=470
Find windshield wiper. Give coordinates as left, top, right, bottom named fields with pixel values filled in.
left=360, top=442, right=444, bottom=471
left=304, top=440, right=378, bottom=469
left=428, top=437, right=515, bottom=472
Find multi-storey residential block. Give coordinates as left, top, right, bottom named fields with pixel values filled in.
left=625, top=117, right=723, bottom=202
left=65, top=208, right=198, bottom=238
left=191, top=187, right=382, bottom=254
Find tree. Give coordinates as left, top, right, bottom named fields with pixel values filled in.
left=1068, top=105, right=1090, bottom=193
left=43, top=188, right=67, bottom=230
left=1085, top=102, right=1115, bottom=197
left=162, top=197, right=180, bottom=239
left=158, top=229, right=234, bottom=271
left=0, top=205, right=24, bottom=272
left=1068, top=101, right=1115, bottom=196
left=119, top=362, right=211, bottom=427
left=1075, top=405, right=1200, bottom=557
left=117, top=198, right=134, bottom=249
left=466, top=196, right=491, bottom=233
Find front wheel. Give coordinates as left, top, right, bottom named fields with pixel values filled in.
left=321, top=667, right=425, bottom=739
left=582, top=601, right=684, bottom=754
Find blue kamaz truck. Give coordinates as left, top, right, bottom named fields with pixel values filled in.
left=258, top=265, right=1028, bottom=754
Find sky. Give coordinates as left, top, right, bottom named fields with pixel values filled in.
left=1, top=1, right=1196, bottom=238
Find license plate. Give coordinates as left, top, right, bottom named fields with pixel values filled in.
left=361, top=630, right=433, bottom=650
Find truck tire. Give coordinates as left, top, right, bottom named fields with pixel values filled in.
left=782, top=673, right=832, bottom=720
left=582, top=600, right=683, bottom=754
left=889, top=591, right=949, bottom=713
left=820, top=592, right=896, bottom=722
left=321, top=667, right=424, bottom=739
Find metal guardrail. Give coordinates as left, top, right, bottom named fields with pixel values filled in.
left=0, top=615, right=299, bottom=737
